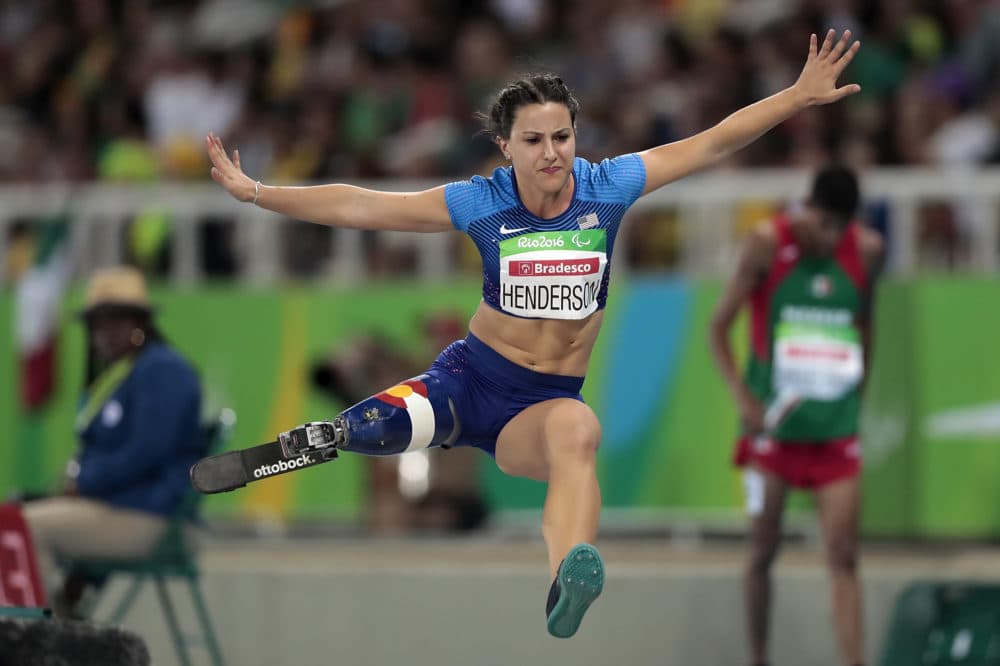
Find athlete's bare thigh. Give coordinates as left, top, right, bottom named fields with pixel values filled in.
left=494, top=397, right=601, bottom=482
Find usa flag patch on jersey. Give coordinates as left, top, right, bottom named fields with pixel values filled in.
left=576, top=213, right=599, bottom=229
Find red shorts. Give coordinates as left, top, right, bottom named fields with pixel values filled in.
left=732, top=435, right=861, bottom=489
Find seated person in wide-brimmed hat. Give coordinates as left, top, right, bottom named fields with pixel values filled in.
left=22, top=266, right=205, bottom=616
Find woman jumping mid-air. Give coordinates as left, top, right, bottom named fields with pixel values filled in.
left=206, top=29, right=861, bottom=638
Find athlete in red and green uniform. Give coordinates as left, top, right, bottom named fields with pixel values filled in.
left=710, top=165, right=883, bottom=666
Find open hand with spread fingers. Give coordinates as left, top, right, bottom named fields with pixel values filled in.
left=205, top=131, right=256, bottom=202
left=793, top=29, right=862, bottom=106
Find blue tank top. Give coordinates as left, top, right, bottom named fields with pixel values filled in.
left=444, top=154, right=646, bottom=320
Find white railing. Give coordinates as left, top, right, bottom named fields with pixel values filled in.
left=1, top=167, right=998, bottom=285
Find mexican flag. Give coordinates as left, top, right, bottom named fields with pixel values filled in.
left=14, top=218, right=72, bottom=412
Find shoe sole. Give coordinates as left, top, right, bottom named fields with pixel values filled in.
left=546, top=543, right=605, bottom=638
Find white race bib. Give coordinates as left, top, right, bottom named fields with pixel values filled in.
left=499, top=230, right=607, bottom=319
left=772, top=314, right=863, bottom=401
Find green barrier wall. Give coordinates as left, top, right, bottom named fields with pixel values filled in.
left=860, top=278, right=1000, bottom=538
left=909, top=280, right=1000, bottom=535
left=3, top=277, right=999, bottom=536
left=859, top=281, right=917, bottom=537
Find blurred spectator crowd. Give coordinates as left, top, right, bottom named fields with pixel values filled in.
left=2, top=0, right=1000, bottom=188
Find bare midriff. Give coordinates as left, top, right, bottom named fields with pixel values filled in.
left=467, top=300, right=603, bottom=377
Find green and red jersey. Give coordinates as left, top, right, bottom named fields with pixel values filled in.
left=744, top=215, right=869, bottom=442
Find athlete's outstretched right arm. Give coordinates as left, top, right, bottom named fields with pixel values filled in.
left=205, top=132, right=453, bottom=233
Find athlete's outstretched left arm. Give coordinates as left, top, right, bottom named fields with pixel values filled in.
left=638, top=29, right=861, bottom=195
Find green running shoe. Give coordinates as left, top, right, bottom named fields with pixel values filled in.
left=545, top=543, right=605, bottom=638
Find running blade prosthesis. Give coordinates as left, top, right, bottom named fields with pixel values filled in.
left=190, top=440, right=337, bottom=494
left=191, top=421, right=344, bottom=494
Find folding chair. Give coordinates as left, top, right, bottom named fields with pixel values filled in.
left=880, top=580, right=1000, bottom=666
left=68, top=410, right=234, bottom=666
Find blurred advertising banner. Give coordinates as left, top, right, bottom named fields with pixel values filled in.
left=2, top=278, right=999, bottom=537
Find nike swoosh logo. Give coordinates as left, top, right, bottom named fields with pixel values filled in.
left=499, top=224, right=530, bottom=234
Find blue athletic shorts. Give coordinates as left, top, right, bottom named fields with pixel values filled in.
left=426, top=333, right=586, bottom=457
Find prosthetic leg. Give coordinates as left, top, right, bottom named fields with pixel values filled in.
left=191, top=375, right=460, bottom=494
left=279, top=375, right=460, bottom=458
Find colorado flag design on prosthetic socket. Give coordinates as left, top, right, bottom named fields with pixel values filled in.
left=375, top=380, right=435, bottom=451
